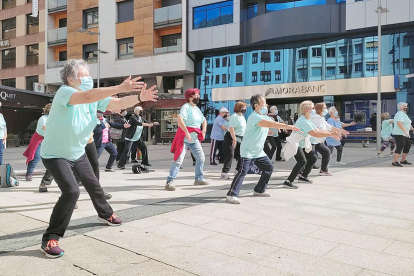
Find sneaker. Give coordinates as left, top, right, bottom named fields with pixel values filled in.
left=104, top=192, right=112, bottom=200
left=194, top=180, right=209, bottom=185
left=97, top=213, right=123, bottom=226
left=377, top=153, right=385, bottom=158
left=117, top=166, right=125, bottom=170
left=130, top=160, right=139, bottom=163
left=25, top=174, right=32, bottom=181
left=336, top=161, right=347, bottom=165
left=39, top=183, right=48, bottom=193
left=210, top=162, right=218, bottom=166
left=298, top=176, right=313, bottom=183
left=253, top=191, right=271, bottom=197
left=221, top=173, right=230, bottom=180
left=389, top=152, right=394, bottom=156
left=40, top=240, right=64, bottom=258
left=401, top=160, right=412, bottom=165
left=226, top=196, right=241, bottom=204
left=392, top=162, right=403, bottom=167
left=165, top=181, right=176, bottom=191
left=319, top=170, right=333, bottom=176
left=105, top=168, right=115, bottom=172
left=283, top=180, right=298, bottom=189
left=312, top=165, right=319, bottom=170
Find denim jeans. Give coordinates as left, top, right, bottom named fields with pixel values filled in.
left=27, top=144, right=42, bottom=175
left=0, top=142, right=4, bottom=165
left=97, top=142, right=117, bottom=169
left=227, top=156, right=274, bottom=197
left=167, top=140, right=205, bottom=182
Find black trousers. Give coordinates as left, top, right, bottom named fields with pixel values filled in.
left=210, top=139, right=224, bottom=163
left=394, top=135, right=411, bottom=154
left=118, top=140, right=134, bottom=168
left=287, top=147, right=317, bottom=182
left=264, top=136, right=277, bottom=160
left=222, top=132, right=241, bottom=173
left=116, top=140, right=125, bottom=162
left=315, top=142, right=331, bottom=172
left=131, top=139, right=149, bottom=165
left=328, top=145, right=343, bottom=162
left=42, top=153, right=113, bottom=242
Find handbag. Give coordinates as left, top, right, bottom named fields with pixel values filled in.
left=0, top=164, right=19, bottom=188
left=109, top=128, right=123, bottom=140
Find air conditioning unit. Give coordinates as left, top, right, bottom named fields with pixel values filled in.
left=33, top=82, right=45, bottom=93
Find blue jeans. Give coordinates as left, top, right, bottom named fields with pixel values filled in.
left=227, top=156, right=274, bottom=197
left=97, top=142, right=117, bottom=169
left=0, top=142, right=3, bottom=165
left=167, top=140, right=205, bottom=182
left=27, top=144, right=42, bottom=175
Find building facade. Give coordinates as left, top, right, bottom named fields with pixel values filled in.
left=188, top=0, right=414, bottom=129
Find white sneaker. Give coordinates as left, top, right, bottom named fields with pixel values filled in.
left=336, top=161, right=347, bottom=165
left=226, top=196, right=241, bottom=204
left=319, top=171, right=333, bottom=176
left=165, top=181, right=176, bottom=191
left=221, top=173, right=230, bottom=180
left=253, top=191, right=271, bottom=197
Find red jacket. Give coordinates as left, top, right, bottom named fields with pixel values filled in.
left=171, top=127, right=204, bottom=161
left=23, top=132, right=43, bottom=165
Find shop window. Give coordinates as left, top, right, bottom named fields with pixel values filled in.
left=339, top=46, right=347, bottom=55
left=339, top=65, right=347, bottom=74
left=193, top=1, right=233, bottom=30
left=118, top=38, right=134, bottom=59
left=366, top=62, right=378, bottom=71
left=222, top=57, right=227, bottom=67
left=215, top=58, right=220, bottom=68
left=2, top=17, right=16, bottom=39
left=311, top=67, right=322, bottom=77
left=260, top=71, right=271, bottom=82
left=83, top=43, right=98, bottom=63
left=261, top=52, right=270, bottom=63
left=403, top=36, right=413, bottom=46
left=59, top=51, right=67, bottom=62
left=275, top=70, right=281, bottom=81
left=236, top=55, right=243, bottom=65
left=252, top=72, right=257, bottom=82
left=162, top=34, right=181, bottom=47
left=26, top=44, right=39, bottom=66
left=222, top=74, right=227, bottom=83
left=215, top=75, right=220, bottom=84
left=312, top=48, right=321, bottom=57
left=2, top=78, right=15, bottom=88
left=355, top=62, right=363, bottom=72
left=252, top=53, right=258, bottom=63
left=326, top=48, right=335, bottom=58
left=27, top=14, right=39, bottom=34
left=235, top=72, right=243, bottom=82
left=26, top=75, right=38, bottom=91
left=84, top=8, right=99, bottom=29
left=117, top=0, right=134, bottom=23
left=274, top=51, right=281, bottom=62
left=2, top=0, right=16, bottom=9
left=298, top=49, right=307, bottom=59
left=403, top=58, right=413, bottom=69
left=403, top=81, right=411, bottom=89
left=205, top=59, right=211, bottom=68
left=2, top=48, right=16, bottom=69
left=247, top=3, right=257, bottom=19
left=355, top=44, right=362, bottom=54
left=59, top=18, right=67, bottom=28
left=366, top=41, right=378, bottom=52
left=297, top=68, right=307, bottom=79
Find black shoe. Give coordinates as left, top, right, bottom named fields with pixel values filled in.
left=117, top=166, right=125, bottom=170
left=283, top=180, right=298, bottom=189
left=312, top=165, right=319, bottom=170
left=142, top=163, right=151, bottom=167
left=392, top=162, right=403, bottom=167
left=276, top=158, right=283, bottom=161
left=298, top=176, right=313, bottom=183
left=401, top=160, right=412, bottom=165
left=104, top=192, right=112, bottom=200
left=130, top=160, right=139, bottom=163
left=210, top=162, right=218, bottom=165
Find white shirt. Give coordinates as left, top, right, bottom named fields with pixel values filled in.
left=310, top=114, right=332, bottom=143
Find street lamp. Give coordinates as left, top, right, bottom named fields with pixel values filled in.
left=375, top=0, right=389, bottom=150
left=76, top=28, right=109, bottom=88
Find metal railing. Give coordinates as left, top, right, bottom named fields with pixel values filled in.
left=47, top=27, right=67, bottom=46
left=48, top=0, right=67, bottom=13
left=154, top=4, right=182, bottom=28
left=154, top=44, right=182, bottom=55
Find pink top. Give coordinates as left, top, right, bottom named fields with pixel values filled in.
left=102, top=126, right=109, bottom=143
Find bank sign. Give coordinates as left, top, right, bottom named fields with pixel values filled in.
left=265, top=84, right=326, bottom=97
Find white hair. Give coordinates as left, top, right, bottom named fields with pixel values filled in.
left=134, top=106, right=143, bottom=114
left=270, top=106, right=277, bottom=112
left=328, top=106, right=336, bottom=115
left=60, top=59, right=89, bottom=85
left=397, top=102, right=408, bottom=110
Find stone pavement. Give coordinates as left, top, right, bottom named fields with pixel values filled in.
left=1, top=143, right=414, bottom=276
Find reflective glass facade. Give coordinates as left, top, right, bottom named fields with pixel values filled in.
left=193, top=1, right=233, bottom=30
left=265, top=0, right=326, bottom=13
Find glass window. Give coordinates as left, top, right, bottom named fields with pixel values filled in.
left=252, top=53, right=258, bottom=63
left=2, top=78, right=15, bottom=88
left=205, top=59, right=210, bottom=68
left=311, top=67, right=322, bottom=77
left=26, top=44, right=39, bottom=66
left=274, top=51, right=280, bottom=62
left=336, top=0, right=346, bottom=3
left=403, top=81, right=411, bottom=89
left=403, top=35, right=413, bottom=46
left=339, top=46, right=347, bottom=55
left=216, top=58, right=220, bottom=68
left=222, top=74, right=227, bottom=83
left=2, top=17, right=16, bottom=39
left=366, top=62, right=378, bottom=71
left=355, top=44, right=362, bottom=54
left=215, top=75, right=220, bottom=84
left=366, top=41, right=378, bottom=52
left=312, top=48, right=322, bottom=57
left=326, top=48, right=336, bottom=58
left=297, top=68, right=307, bottom=79
left=266, top=0, right=326, bottom=13
left=162, top=34, right=181, bottom=47
left=205, top=75, right=210, bottom=85
left=397, top=37, right=400, bottom=47
left=326, top=67, right=336, bottom=76
left=222, top=57, right=227, bottom=67
left=83, top=43, right=98, bottom=63
left=298, top=49, right=308, bottom=59
left=117, top=0, right=134, bottom=23
left=84, top=8, right=99, bottom=29
left=235, top=72, right=243, bottom=82
left=247, top=3, right=258, bottom=20
left=355, top=62, right=363, bottom=72
left=275, top=70, right=281, bottom=81
left=2, top=0, right=16, bottom=9
left=193, top=1, right=233, bottom=30
left=252, top=72, right=257, bottom=82
left=118, top=38, right=134, bottom=59
left=26, top=75, right=38, bottom=91
left=59, top=18, right=67, bottom=28
left=2, top=48, right=16, bottom=69
left=261, top=52, right=270, bottom=63
left=59, top=51, right=67, bottom=62
left=236, top=55, right=243, bottom=65
left=339, top=65, right=347, bottom=74
left=27, top=14, right=39, bottom=35
left=260, top=71, right=271, bottom=82
left=403, top=58, right=413, bottom=69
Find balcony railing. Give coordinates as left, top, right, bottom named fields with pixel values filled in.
left=47, top=61, right=66, bottom=68
left=154, top=44, right=182, bottom=55
left=48, top=0, right=67, bottom=13
left=154, top=4, right=182, bottom=28
left=48, top=27, right=67, bottom=46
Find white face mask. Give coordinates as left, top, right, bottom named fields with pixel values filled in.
left=121, top=111, right=127, bottom=116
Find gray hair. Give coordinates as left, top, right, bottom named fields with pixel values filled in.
left=134, top=106, right=143, bottom=114
left=397, top=102, right=408, bottom=110
left=60, top=59, right=89, bottom=85
left=328, top=106, right=336, bottom=115
left=250, top=94, right=264, bottom=110
left=269, top=106, right=277, bottom=112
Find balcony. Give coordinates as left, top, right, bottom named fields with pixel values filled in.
left=48, top=0, right=67, bottom=14
left=47, top=61, right=66, bottom=68
left=154, top=4, right=182, bottom=29
left=48, top=27, right=67, bottom=46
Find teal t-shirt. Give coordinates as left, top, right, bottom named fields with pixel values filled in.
left=381, top=119, right=393, bottom=139
left=392, top=111, right=412, bottom=136
left=0, top=114, right=6, bottom=139
left=228, top=113, right=246, bottom=137
left=36, top=115, right=48, bottom=137
left=240, top=111, right=268, bottom=159
left=294, top=115, right=317, bottom=148
left=40, top=85, right=111, bottom=161
left=179, top=103, right=205, bottom=143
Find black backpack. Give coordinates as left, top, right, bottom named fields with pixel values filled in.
left=132, top=164, right=149, bottom=174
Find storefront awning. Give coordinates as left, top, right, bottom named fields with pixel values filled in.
left=141, top=98, right=186, bottom=110
left=0, top=85, right=53, bottom=109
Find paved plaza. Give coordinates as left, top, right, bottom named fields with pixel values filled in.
left=1, top=143, right=414, bottom=276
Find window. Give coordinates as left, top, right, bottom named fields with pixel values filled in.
left=193, top=1, right=233, bottom=30
left=326, top=48, right=336, bottom=58
left=2, top=0, right=16, bottom=9
left=297, top=68, right=307, bottom=79
left=26, top=44, right=39, bottom=66
left=27, top=14, right=39, bottom=34
left=339, top=46, right=347, bottom=55
left=235, top=72, right=243, bottom=82
left=118, top=38, right=134, bottom=59
left=2, top=78, right=15, bottom=88
left=403, top=81, right=412, bottom=89
left=205, top=59, right=210, bottom=68
left=2, top=48, right=16, bottom=69
left=26, top=75, right=38, bottom=91
left=275, top=70, right=281, bottom=81
left=326, top=67, right=336, bottom=76
left=312, top=48, right=321, bottom=57
left=355, top=62, right=363, bottom=72
left=59, top=18, right=67, bottom=28
left=27, top=0, right=32, bottom=2
left=260, top=71, right=271, bottom=82
left=117, top=0, right=134, bottom=23
left=311, top=67, right=322, bottom=77
left=252, top=72, right=257, bottom=82
left=247, top=3, right=257, bottom=19
left=83, top=43, right=98, bottom=63
left=252, top=53, right=258, bottom=63
left=222, top=74, right=227, bottom=83
left=298, top=49, right=308, bottom=59
left=162, top=33, right=181, bottom=47
left=236, top=55, right=243, bottom=65
left=366, top=62, right=378, bottom=71
left=261, top=52, right=270, bottom=63
left=403, top=58, right=413, bottom=69
left=366, top=41, right=378, bottom=52
left=2, top=18, right=16, bottom=39
left=222, top=57, right=227, bottom=67
left=215, top=75, right=220, bottom=84
left=355, top=44, right=362, bottom=54
left=205, top=75, right=210, bottom=85
left=59, top=51, right=67, bottom=62
left=274, top=51, right=280, bottom=62
left=397, top=37, right=400, bottom=47
left=339, top=65, right=347, bottom=74
left=84, top=8, right=99, bottom=29
left=403, top=36, right=413, bottom=46
left=215, top=58, right=220, bottom=68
